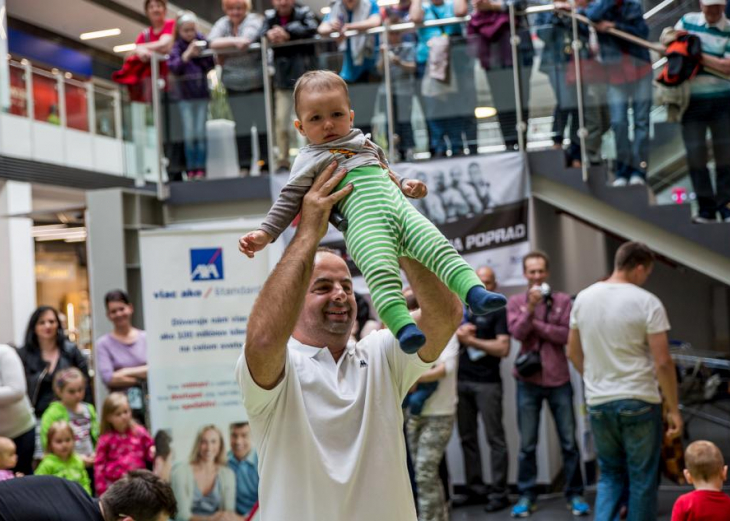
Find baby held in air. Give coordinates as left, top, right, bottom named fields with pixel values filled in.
left=239, top=71, right=506, bottom=353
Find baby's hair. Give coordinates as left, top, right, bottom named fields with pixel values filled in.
left=685, top=440, right=725, bottom=482
left=0, top=437, right=15, bottom=457
left=293, top=70, right=350, bottom=119
left=101, top=392, right=135, bottom=434
left=53, top=367, right=86, bottom=395
left=46, top=421, right=74, bottom=454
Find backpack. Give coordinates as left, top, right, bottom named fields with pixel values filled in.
left=657, top=33, right=703, bottom=86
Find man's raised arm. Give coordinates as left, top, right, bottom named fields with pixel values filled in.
left=400, top=257, right=465, bottom=363
left=244, top=163, right=352, bottom=389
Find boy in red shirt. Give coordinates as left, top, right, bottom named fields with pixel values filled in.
left=672, top=440, right=730, bottom=521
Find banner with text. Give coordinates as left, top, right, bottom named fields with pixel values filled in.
left=272, top=153, right=531, bottom=289
left=140, top=222, right=266, bottom=468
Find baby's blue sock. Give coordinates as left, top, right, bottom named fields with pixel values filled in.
left=466, top=286, right=507, bottom=315
left=396, top=324, right=426, bottom=354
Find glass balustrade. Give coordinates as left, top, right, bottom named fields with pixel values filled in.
left=94, top=86, right=119, bottom=138
left=64, top=78, right=89, bottom=132
left=8, top=61, right=29, bottom=117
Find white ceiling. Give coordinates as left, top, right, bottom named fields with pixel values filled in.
left=8, top=0, right=149, bottom=54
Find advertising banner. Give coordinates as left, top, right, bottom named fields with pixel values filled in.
left=140, top=221, right=266, bottom=470
left=272, top=152, right=531, bottom=289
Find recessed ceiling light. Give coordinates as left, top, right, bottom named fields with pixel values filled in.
left=113, top=43, right=136, bottom=53
left=321, top=7, right=331, bottom=14
left=475, top=106, right=497, bottom=119
left=80, top=28, right=122, bottom=40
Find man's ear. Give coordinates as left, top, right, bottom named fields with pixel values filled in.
left=349, top=109, right=354, bottom=126
left=294, top=119, right=306, bottom=137
left=723, top=465, right=728, bottom=482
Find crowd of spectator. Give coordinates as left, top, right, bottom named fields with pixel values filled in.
left=110, top=0, right=730, bottom=225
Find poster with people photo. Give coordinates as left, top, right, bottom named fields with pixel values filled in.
left=140, top=222, right=264, bottom=520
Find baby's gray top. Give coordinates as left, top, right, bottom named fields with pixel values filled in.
left=260, top=129, right=402, bottom=241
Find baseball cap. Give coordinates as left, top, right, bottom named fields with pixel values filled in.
left=701, top=0, right=726, bottom=6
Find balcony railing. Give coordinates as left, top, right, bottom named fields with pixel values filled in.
left=4, top=0, right=726, bottom=223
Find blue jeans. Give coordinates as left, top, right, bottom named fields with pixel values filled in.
left=516, top=381, right=584, bottom=500
left=178, top=99, right=209, bottom=171
left=607, top=74, right=652, bottom=180
left=588, top=399, right=662, bottom=521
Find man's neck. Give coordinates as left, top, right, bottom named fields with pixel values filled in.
left=234, top=450, right=251, bottom=462
left=605, top=271, right=631, bottom=284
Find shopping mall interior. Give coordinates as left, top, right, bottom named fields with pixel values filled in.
left=0, top=0, right=728, bottom=519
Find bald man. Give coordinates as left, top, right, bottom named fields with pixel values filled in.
left=454, top=266, right=511, bottom=512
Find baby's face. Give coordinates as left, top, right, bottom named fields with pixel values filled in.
left=295, top=87, right=354, bottom=145
left=0, top=443, right=17, bottom=470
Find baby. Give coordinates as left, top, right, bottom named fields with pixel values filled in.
left=239, top=70, right=506, bottom=353
left=0, top=437, right=19, bottom=481
left=671, top=440, right=730, bottom=521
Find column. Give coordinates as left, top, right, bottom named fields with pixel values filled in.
left=0, top=180, right=37, bottom=346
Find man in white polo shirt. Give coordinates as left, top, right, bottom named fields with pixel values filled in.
left=237, top=163, right=465, bottom=521
left=675, top=0, right=730, bottom=223
left=567, top=241, right=682, bottom=521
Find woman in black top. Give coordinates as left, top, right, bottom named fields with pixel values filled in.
left=17, top=306, right=91, bottom=419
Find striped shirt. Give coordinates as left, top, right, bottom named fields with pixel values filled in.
left=675, top=12, right=730, bottom=97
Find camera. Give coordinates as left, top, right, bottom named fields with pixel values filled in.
left=539, top=283, right=551, bottom=298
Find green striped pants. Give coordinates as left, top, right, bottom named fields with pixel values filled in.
left=336, top=165, right=482, bottom=336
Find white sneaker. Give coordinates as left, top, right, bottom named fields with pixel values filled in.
left=629, top=175, right=646, bottom=186
left=692, top=215, right=716, bottom=224
left=612, top=178, right=628, bottom=187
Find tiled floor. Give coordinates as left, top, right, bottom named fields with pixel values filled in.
left=449, top=489, right=686, bottom=520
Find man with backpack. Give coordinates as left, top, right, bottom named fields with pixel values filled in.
left=675, top=0, right=730, bottom=223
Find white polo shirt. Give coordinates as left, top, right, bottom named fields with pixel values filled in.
left=236, top=329, right=431, bottom=521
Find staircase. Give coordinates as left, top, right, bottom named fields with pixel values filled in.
left=528, top=149, right=730, bottom=285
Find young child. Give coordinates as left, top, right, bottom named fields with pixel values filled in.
left=35, top=421, right=91, bottom=494
left=0, top=437, right=19, bottom=481
left=94, top=392, right=154, bottom=495
left=41, top=368, right=98, bottom=473
left=168, top=10, right=215, bottom=180
left=671, top=440, right=730, bottom=521
left=239, top=70, right=506, bottom=353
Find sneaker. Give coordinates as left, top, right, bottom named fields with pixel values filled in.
left=511, top=497, right=536, bottom=518
left=568, top=496, right=591, bottom=516
left=629, top=175, right=645, bottom=186
left=485, top=496, right=511, bottom=512
left=612, top=177, right=628, bottom=187
left=720, top=207, right=730, bottom=223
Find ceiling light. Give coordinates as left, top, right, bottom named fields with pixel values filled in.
left=321, top=7, right=331, bottom=14
left=113, top=43, right=136, bottom=53
left=475, top=106, right=497, bottom=119
left=81, top=28, right=122, bottom=40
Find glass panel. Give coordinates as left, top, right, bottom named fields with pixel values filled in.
left=65, top=80, right=89, bottom=132
left=119, top=77, right=158, bottom=184
left=32, top=72, right=59, bottom=124
left=94, top=88, right=117, bottom=138
left=474, top=10, right=529, bottom=153
left=8, top=62, right=28, bottom=117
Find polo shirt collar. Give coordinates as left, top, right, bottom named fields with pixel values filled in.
left=289, top=337, right=357, bottom=359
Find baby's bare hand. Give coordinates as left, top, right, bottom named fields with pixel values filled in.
left=239, top=230, right=273, bottom=258
left=402, top=179, right=428, bottom=199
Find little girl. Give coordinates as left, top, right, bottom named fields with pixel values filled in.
left=41, top=368, right=98, bottom=472
left=94, top=392, right=154, bottom=495
left=240, top=70, right=506, bottom=353
left=168, top=10, right=215, bottom=180
left=35, top=421, right=91, bottom=494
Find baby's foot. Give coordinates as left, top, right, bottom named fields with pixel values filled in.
left=466, top=285, right=507, bottom=315
left=396, top=324, right=426, bottom=354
